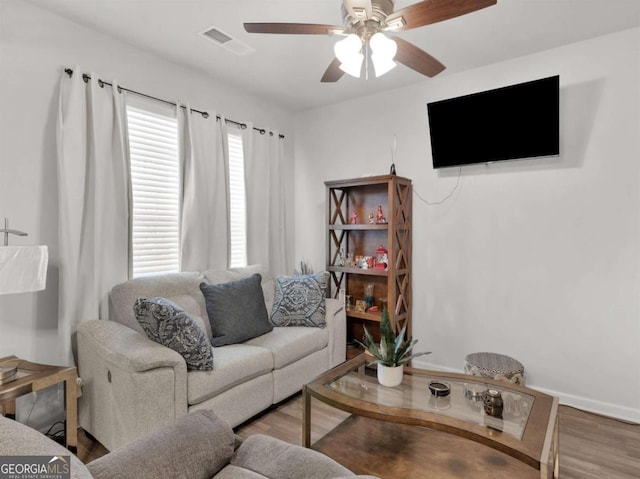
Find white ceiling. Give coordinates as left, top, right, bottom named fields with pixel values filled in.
left=28, top=0, right=640, bottom=111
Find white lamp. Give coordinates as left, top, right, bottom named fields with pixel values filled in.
left=0, top=245, right=48, bottom=295
left=334, top=34, right=364, bottom=78
left=370, top=32, right=397, bottom=77
left=0, top=218, right=48, bottom=384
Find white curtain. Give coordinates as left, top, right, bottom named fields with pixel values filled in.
left=243, top=125, right=289, bottom=276
left=57, top=68, right=129, bottom=365
left=179, top=107, right=229, bottom=271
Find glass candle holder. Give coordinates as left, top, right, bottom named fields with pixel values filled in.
left=364, top=283, right=375, bottom=309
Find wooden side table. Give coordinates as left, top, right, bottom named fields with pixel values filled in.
left=0, top=355, right=78, bottom=452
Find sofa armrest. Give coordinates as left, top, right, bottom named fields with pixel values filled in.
left=232, top=434, right=357, bottom=479
left=325, top=298, right=346, bottom=368
left=77, top=319, right=185, bottom=372
left=88, top=410, right=234, bottom=479
left=77, top=320, right=188, bottom=451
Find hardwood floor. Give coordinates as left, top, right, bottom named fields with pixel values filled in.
left=76, top=428, right=109, bottom=464
left=77, top=395, right=640, bottom=478
left=558, top=406, right=640, bottom=479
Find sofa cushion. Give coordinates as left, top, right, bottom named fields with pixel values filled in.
left=216, top=465, right=269, bottom=478
left=203, top=264, right=276, bottom=315
left=134, top=297, right=214, bottom=371
left=231, top=434, right=356, bottom=479
left=110, top=272, right=210, bottom=337
left=187, top=344, right=274, bottom=405
left=270, top=272, right=329, bottom=327
left=201, top=274, right=273, bottom=347
left=87, top=410, right=234, bottom=479
left=244, top=327, right=328, bottom=369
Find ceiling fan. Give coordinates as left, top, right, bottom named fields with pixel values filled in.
left=244, top=0, right=497, bottom=82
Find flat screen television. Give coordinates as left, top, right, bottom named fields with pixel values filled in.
left=427, top=75, right=560, bottom=169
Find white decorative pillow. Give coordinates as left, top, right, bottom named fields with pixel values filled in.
left=270, top=272, right=329, bottom=328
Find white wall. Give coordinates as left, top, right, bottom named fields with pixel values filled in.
left=0, top=0, right=295, bottom=427
left=294, top=27, right=640, bottom=421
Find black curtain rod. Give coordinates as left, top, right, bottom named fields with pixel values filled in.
left=64, top=68, right=285, bottom=139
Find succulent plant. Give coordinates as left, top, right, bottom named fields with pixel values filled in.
left=293, top=259, right=314, bottom=275
left=356, top=308, right=431, bottom=367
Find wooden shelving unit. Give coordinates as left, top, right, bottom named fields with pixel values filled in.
left=325, top=175, right=412, bottom=347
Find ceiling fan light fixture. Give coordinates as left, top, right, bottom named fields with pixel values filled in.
left=371, top=55, right=396, bottom=77
left=370, top=32, right=397, bottom=77
left=338, top=54, right=364, bottom=77
left=334, top=34, right=362, bottom=62
left=370, top=32, right=397, bottom=60
left=335, top=34, right=364, bottom=78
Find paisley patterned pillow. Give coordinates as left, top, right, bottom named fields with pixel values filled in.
left=270, top=272, right=329, bottom=328
left=134, top=297, right=213, bottom=371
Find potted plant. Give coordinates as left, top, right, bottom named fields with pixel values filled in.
left=356, top=308, right=431, bottom=387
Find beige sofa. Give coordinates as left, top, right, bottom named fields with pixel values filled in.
left=77, top=265, right=346, bottom=451
left=0, top=411, right=378, bottom=479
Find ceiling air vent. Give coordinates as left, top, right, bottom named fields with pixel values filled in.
left=201, top=26, right=255, bottom=56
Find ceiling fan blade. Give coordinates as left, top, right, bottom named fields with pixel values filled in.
left=321, top=58, right=346, bottom=83
left=392, top=37, right=446, bottom=78
left=386, top=0, right=496, bottom=32
left=244, top=23, right=344, bottom=35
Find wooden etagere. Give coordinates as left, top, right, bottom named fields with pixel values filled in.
left=325, top=175, right=412, bottom=346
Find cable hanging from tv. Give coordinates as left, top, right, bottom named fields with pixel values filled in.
left=414, top=167, right=462, bottom=206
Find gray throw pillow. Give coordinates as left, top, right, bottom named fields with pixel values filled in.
left=200, top=273, right=273, bottom=347
left=134, top=297, right=213, bottom=371
left=270, top=272, right=329, bottom=328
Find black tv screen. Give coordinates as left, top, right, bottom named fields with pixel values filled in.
left=427, top=75, right=560, bottom=169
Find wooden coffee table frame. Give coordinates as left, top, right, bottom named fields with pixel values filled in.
left=303, top=355, right=559, bottom=479
left=0, top=355, right=78, bottom=451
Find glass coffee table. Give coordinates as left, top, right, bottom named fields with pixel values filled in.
left=303, top=354, right=558, bottom=479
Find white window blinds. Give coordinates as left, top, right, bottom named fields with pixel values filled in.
left=126, top=100, right=180, bottom=278
left=227, top=127, right=247, bottom=268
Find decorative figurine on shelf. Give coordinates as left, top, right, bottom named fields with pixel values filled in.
left=368, top=213, right=375, bottom=224
left=350, top=211, right=358, bottom=224
left=376, top=205, right=387, bottom=224
left=390, top=135, right=397, bottom=176
left=375, top=245, right=388, bottom=270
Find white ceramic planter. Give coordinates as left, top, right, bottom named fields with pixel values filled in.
left=377, top=364, right=404, bottom=387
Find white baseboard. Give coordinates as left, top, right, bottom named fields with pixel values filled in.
left=412, top=359, right=462, bottom=374
left=531, top=386, right=640, bottom=424
left=412, top=359, right=640, bottom=424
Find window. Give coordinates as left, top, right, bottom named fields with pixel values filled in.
left=126, top=99, right=180, bottom=277
left=227, top=126, right=247, bottom=268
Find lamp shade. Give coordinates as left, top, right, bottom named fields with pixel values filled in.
left=370, top=32, right=397, bottom=77
left=0, top=245, right=48, bottom=294
left=334, top=34, right=364, bottom=78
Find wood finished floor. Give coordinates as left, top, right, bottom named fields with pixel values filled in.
left=77, top=395, right=640, bottom=479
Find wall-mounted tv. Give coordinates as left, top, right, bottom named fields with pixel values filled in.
left=427, top=75, right=560, bottom=169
